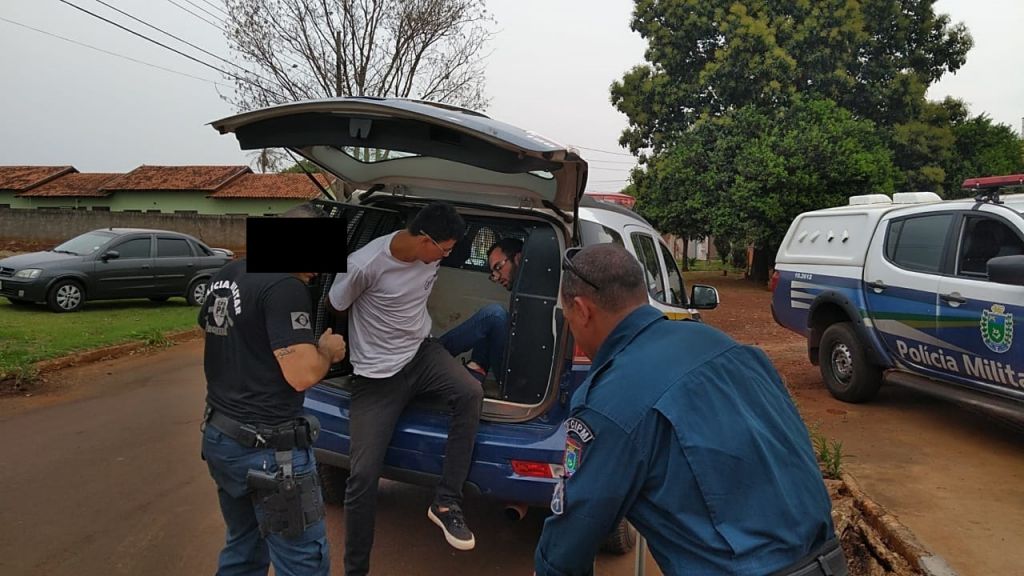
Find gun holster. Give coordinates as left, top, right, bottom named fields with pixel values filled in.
left=246, top=448, right=325, bottom=540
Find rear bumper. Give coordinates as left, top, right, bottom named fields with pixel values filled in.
left=306, top=389, right=565, bottom=507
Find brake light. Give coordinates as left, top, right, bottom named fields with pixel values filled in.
left=769, top=271, right=780, bottom=293
left=511, top=460, right=559, bottom=478
left=573, top=343, right=591, bottom=365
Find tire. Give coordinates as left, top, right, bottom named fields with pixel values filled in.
left=149, top=296, right=170, bottom=303
left=186, top=278, right=209, bottom=306
left=600, top=519, right=637, bottom=555
left=47, top=279, right=85, bottom=313
left=6, top=298, right=34, bottom=307
left=317, top=461, right=349, bottom=507
left=818, top=322, right=882, bottom=403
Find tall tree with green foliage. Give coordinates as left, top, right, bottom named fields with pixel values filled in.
left=612, top=0, right=972, bottom=155
left=633, top=98, right=896, bottom=282
left=944, top=114, right=1024, bottom=197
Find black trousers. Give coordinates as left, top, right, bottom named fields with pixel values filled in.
left=343, top=338, right=484, bottom=576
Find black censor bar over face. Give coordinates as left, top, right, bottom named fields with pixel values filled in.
left=245, top=217, right=347, bottom=274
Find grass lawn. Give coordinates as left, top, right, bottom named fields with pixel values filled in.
left=0, top=297, right=199, bottom=375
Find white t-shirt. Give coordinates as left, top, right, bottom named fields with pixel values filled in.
left=328, top=231, right=439, bottom=378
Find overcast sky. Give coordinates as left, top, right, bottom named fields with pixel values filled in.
left=1, top=0, right=1021, bottom=192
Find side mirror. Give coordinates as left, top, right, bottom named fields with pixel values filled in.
left=988, top=255, right=1024, bottom=286
left=690, top=284, right=720, bottom=310
left=101, top=250, right=120, bottom=262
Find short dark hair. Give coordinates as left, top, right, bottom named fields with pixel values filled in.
left=408, top=201, right=465, bottom=243
left=561, top=243, right=647, bottom=312
left=487, top=237, right=524, bottom=259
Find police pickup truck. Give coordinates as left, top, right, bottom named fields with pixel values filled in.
left=770, top=176, right=1024, bottom=423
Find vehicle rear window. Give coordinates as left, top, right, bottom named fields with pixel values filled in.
left=885, top=214, right=953, bottom=273
left=579, top=220, right=624, bottom=247
left=157, top=238, right=192, bottom=258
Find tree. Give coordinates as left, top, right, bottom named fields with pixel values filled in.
left=633, top=98, right=896, bottom=283
left=222, top=0, right=493, bottom=111
left=611, top=0, right=972, bottom=155
left=281, top=159, right=322, bottom=173
left=943, top=114, right=1024, bottom=198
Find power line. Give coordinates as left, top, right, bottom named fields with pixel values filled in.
left=197, top=0, right=230, bottom=18
left=180, top=0, right=226, bottom=22
left=0, top=16, right=227, bottom=88
left=586, top=159, right=638, bottom=166
left=88, top=0, right=259, bottom=79
left=58, top=0, right=287, bottom=100
left=589, top=166, right=634, bottom=173
left=161, top=0, right=221, bottom=30
left=572, top=144, right=635, bottom=157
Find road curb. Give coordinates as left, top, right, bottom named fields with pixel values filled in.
left=33, top=328, right=202, bottom=374
left=840, top=472, right=959, bottom=576
left=0, top=328, right=202, bottom=391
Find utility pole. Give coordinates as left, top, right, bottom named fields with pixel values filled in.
left=336, top=30, right=342, bottom=97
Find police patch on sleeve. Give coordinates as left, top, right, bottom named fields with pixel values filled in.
left=564, top=436, right=582, bottom=477
left=290, top=312, right=311, bottom=330
left=565, top=417, right=594, bottom=443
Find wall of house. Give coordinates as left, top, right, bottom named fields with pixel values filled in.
left=0, top=207, right=248, bottom=249
left=105, top=192, right=303, bottom=215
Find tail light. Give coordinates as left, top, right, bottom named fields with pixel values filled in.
left=511, top=460, right=562, bottom=478
left=769, top=270, right=780, bottom=293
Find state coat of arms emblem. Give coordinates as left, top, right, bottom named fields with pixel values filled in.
left=981, top=304, right=1013, bottom=354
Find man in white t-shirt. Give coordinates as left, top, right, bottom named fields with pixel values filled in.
left=327, top=202, right=483, bottom=576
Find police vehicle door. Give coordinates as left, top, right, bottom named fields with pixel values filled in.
left=935, top=212, right=1024, bottom=396
left=625, top=226, right=691, bottom=320
left=862, top=210, right=952, bottom=379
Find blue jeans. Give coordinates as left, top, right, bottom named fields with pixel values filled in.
left=438, top=303, right=508, bottom=377
left=202, top=423, right=330, bottom=576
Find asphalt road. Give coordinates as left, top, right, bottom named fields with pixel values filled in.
left=0, top=340, right=647, bottom=576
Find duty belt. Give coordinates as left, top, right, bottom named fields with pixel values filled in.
left=770, top=539, right=849, bottom=576
left=204, top=406, right=319, bottom=451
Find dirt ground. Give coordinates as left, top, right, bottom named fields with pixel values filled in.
left=0, top=240, right=50, bottom=259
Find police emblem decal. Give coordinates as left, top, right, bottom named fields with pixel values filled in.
left=564, top=436, right=582, bottom=478
left=291, top=311, right=311, bottom=330
left=212, top=296, right=230, bottom=327
left=980, top=304, right=1013, bottom=354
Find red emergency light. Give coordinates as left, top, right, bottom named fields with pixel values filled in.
left=961, top=174, right=1024, bottom=190
left=585, top=191, right=636, bottom=209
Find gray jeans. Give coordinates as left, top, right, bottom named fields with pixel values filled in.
left=343, top=338, right=483, bottom=576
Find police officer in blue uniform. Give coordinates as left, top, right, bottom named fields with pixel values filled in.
left=535, top=243, right=847, bottom=576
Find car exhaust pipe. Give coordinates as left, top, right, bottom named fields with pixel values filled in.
left=504, top=502, right=528, bottom=521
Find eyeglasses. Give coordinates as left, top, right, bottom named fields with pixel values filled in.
left=426, top=234, right=453, bottom=257
left=562, top=247, right=599, bottom=291
left=489, top=257, right=510, bottom=281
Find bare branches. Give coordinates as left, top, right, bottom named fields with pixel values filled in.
left=221, top=0, right=491, bottom=112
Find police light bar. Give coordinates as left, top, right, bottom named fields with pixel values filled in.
left=961, top=174, right=1024, bottom=190
left=585, top=191, right=636, bottom=209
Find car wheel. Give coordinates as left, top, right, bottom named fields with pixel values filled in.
left=186, top=278, right=209, bottom=306
left=149, top=296, right=170, bottom=303
left=47, top=279, right=85, bottom=313
left=600, top=518, right=637, bottom=555
left=317, top=461, right=349, bottom=507
left=819, top=322, right=882, bottom=403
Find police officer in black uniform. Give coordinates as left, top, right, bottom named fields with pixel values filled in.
left=199, top=203, right=346, bottom=576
